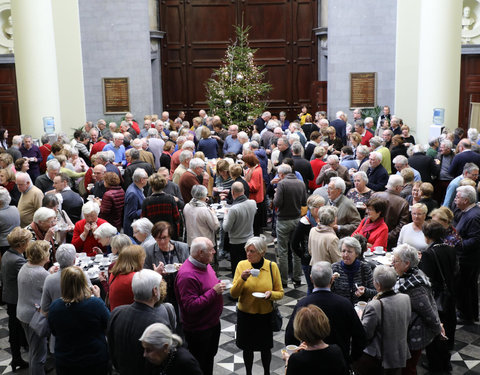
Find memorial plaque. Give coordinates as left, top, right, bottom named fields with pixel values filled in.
left=350, top=72, right=376, bottom=108
left=103, top=77, right=130, bottom=114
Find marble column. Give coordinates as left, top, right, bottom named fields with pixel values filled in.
left=416, top=0, right=462, bottom=142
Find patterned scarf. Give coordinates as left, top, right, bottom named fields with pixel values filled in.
left=395, top=267, right=431, bottom=293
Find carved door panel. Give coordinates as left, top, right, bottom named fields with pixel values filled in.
left=459, top=55, right=480, bottom=131
left=160, top=0, right=317, bottom=121
left=0, top=63, right=20, bottom=141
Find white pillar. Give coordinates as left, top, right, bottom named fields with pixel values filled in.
left=11, top=0, right=86, bottom=139
left=416, top=0, right=462, bottom=143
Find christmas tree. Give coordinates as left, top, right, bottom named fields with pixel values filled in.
left=206, top=24, right=272, bottom=132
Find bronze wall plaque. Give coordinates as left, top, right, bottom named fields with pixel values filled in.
left=350, top=72, right=376, bottom=108
left=103, top=77, right=130, bottom=114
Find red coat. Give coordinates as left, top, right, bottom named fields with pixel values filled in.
left=360, top=131, right=373, bottom=147
left=72, top=218, right=108, bottom=256
left=108, top=272, right=135, bottom=311
left=39, top=144, right=52, bottom=173
left=99, top=186, right=125, bottom=228
left=247, top=165, right=264, bottom=203
left=90, top=141, right=108, bottom=159
left=352, top=217, right=389, bottom=252
left=309, top=159, right=326, bottom=190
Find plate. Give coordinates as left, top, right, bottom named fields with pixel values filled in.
left=252, top=292, right=266, bottom=298
left=373, top=250, right=385, bottom=255
left=164, top=265, right=177, bottom=273
left=221, top=280, right=233, bottom=289
left=364, top=252, right=373, bottom=257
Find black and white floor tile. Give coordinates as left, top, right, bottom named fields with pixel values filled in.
left=0, top=232, right=478, bottom=374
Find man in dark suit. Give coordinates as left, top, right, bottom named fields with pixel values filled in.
left=408, top=144, right=438, bottom=183
left=291, top=141, right=314, bottom=191
left=366, top=151, right=389, bottom=192
left=453, top=185, right=480, bottom=325
left=253, top=111, right=271, bottom=133
left=123, top=149, right=154, bottom=190
left=285, top=261, right=366, bottom=364
left=34, top=159, right=60, bottom=193
left=330, top=111, right=347, bottom=145
left=52, top=173, right=84, bottom=223
left=448, top=139, right=480, bottom=178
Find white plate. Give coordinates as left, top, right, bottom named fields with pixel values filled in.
left=364, top=252, right=373, bottom=257
left=164, top=265, right=177, bottom=273
left=373, top=250, right=385, bottom=255
left=252, top=292, right=266, bottom=298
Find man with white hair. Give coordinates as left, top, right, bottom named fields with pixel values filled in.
left=146, top=128, right=165, bottom=170
left=124, top=168, right=148, bottom=237
left=393, top=155, right=421, bottom=182
left=253, top=111, right=271, bottom=133
left=103, top=133, right=126, bottom=167
left=369, top=136, right=391, bottom=174
left=20, top=135, right=43, bottom=182
left=330, top=111, right=347, bottom=145
left=131, top=138, right=155, bottom=169
left=364, top=116, right=375, bottom=135
left=108, top=269, right=176, bottom=374
left=316, top=154, right=352, bottom=189
left=125, top=112, right=140, bottom=135
left=274, top=164, right=307, bottom=287
left=372, top=175, right=410, bottom=250
left=175, top=237, right=224, bottom=375
left=453, top=185, right=480, bottom=325
left=161, top=111, right=174, bottom=129
left=34, top=159, right=60, bottom=193
left=366, top=151, right=389, bottom=192
left=223, top=125, right=242, bottom=155
left=179, top=158, right=203, bottom=203
left=6, top=134, right=22, bottom=162
left=71, top=201, right=107, bottom=256
left=16, top=172, right=44, bottom=227
left=326, top=177, right=360, bottom=237
left=408, top=144, right=437, bottom=183
left=52, top=173, right=84, bottom=223
left=260, top=119, right=277, bottom=149
left=172, top=150, right=193, bottom=185
left=170, top=140, right=195, bottom=178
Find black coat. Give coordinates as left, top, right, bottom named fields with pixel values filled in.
left=292, top=155, right=314, bottom=191
left=285, top=290, right=366, bottom=363
left=366, top=165, right=389, bottom=191
left=123, top=160, right=154, bottom=189
left=408, top=152, right=437, bottom=183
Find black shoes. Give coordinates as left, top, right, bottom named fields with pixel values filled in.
left=10, top=358, right=28, bottom=372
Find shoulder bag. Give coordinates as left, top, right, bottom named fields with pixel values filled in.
left=269, top=261, right=282, bottom=332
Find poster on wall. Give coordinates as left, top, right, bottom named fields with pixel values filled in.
left=350, top=72, right=376, bottom=108
left=103, top=77, right=130, bottom=114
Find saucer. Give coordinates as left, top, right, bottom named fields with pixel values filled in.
left=252, top=292, right=266, bottom=298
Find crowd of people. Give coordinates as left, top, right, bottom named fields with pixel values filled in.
left=0, top=105, right=477, bottom=374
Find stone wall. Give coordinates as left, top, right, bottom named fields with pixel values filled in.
left=327, top=0, right=397, bottom=121
left=79, top=0, right=153, bottom=122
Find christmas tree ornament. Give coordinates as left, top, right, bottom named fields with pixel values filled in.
left=225, top=99, right=232, bottom=106
left=236, top=73, right=244, bottom=81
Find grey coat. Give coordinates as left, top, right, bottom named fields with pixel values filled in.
left=223, top=195, right=257, bottom=244
left=1, top=249, right=26, bottom=304
left=328, top=195, right=361, bottom=238
left=361, top=292, right=411, bottom=369
left=143, top=240, right=190, bottom=269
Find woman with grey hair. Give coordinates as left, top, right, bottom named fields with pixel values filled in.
left=346, top=171, right=372, bottom=208
left=183, top=184, right=219, bottom=246
left=93, top=222, right=118, bottom=253
left=231, top=236, right=284, bottom=375
left=131, top=218, right=155, bottom=248
left=139, top=323, right=202, bottom=374
left=331, top=237, right=375, bottom=305
left=0, top=186, right=20, bottom=254
left=353, top=265, right=411, bottom=374
left=308, top=205, right=341, bottom=277
left=42, top=194, right=74, bottom=245
left=392, top=243, right=443, bottom=374
left=397, top=202, right=428, bottom=251
left=292, top=194, right=325, bottom=294
left=26, top=207, right=59, bottom=264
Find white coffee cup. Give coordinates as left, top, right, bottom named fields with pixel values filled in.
left=356, top=301, right=367, bottom=310
left=286, top=345, right=298, bottom=355
left=374, top=246, right=384, bottom=253
left=79, top=252, right=87, bottom=259
left=95, top=254, right=103, bottom=262
left=250, top=269, right=260, bottom=277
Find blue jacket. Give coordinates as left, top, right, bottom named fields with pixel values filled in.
left=123, top=184, right=145, bottom=237
left=366, top=165, right=389, bottom=191
left=254, top=149, right=270, bottom=184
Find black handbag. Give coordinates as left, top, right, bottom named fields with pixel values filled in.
left=431, top=247, right=451, bottom=313
left=269, top=261, right=282, bottom=332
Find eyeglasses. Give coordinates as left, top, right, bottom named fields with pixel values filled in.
left=156, top=235, right=170, bottom=241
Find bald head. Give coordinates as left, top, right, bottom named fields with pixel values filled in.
left=231, top=181, right=244, bottom=198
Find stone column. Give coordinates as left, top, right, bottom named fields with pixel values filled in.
left=416, top=0, right=462, bottom=142
left=11, top=0, right=85, bottom=139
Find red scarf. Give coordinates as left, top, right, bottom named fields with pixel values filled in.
left=360, top=217, right=385, bottom=241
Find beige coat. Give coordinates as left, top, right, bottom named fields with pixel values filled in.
left=308, top=224, right=340, bottom=265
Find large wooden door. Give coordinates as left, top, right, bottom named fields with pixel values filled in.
left=0, top=63, right=20, bottom=142
left=459, top=54, right=480, bottom=131
left=160, top=0, right=317, bottom=121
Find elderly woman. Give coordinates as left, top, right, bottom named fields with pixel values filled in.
left=354, top=265, right=411, bottom=375
left=309, top=146, right=326, bottom=191
left=108, top=245, right=146, bottom=311
left=231, top=237, right=284, bottom=375
left=68, top=148, right=88, bottom=173
left=356, top=145, right=370, bottom=170
left=283, top=305, right=348, bottom=375
left=349, top=132, right=362, bottom=156
left=142, top=173, right=180, bottom=239
left=393, top=244, right=443, bottom=375
left=26, top=207, right=59, bottom=263
left=93, top=222, right=118, bottom=254
left=48, top=266, right=109, bottom=375
left=390, top=135, right=408, bottom=170
left=419, top=221, right=457, bottom=373
left=397, top=203, right=428, bottom=251
left=183, top=185, right=219, bottom=246
left=14, top=157, right=29, bottom=173
left=417, top=182, right=438, bottom=216
left=400, top=168, right=415, bottom=198
left=305, top=131, right=323, bottom=161
left=430, top=206, right=462, bottom=247
left=331, top=237, right=376, bottom=305
left=352, top=197, right=389, bottom=253
left=1, top=228, right=31, bottom=371
left=42, top=194, right=74, bottom=245
left=214, top=158, right=233, bottom=194
left=0, top=186, right=20, bottom=254
left=132, top=217, right=155, bottom=248
left=98, top=172, right=125, bottom=229
left=197, top=126, right=218, bottom=159
left=406, top=181, right=422, bottom=207
left=243, top=153, right=265, bottom=236
left=0, top=167, right=20, bottom=205
left=139, top=323, right=202, bottom=374
left=17, top=240, right=53, bottom=374
left=72, top=201, right=108, bottom=256
left=308, top=205, right=341, bottom=267
left=292, top=195, right=325, bottom=294
left=0, top=152, right=14, bottom=171
left=324, top=126, right=343, bottom=155
left=346, top=171, right=372, bottom=207
left=401, top=125, right=415, bottom=146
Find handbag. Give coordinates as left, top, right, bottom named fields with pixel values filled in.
left=29, top=305, right=50, bottom=338
left=430, top=247, right=451, bottom=313
left=269, top=261, right=282, bottom=332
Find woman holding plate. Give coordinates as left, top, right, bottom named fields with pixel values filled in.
left=231, top=237, right=284, bottom=375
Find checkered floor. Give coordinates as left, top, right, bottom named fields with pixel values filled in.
left=0, top=235, right=478, bottom=374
